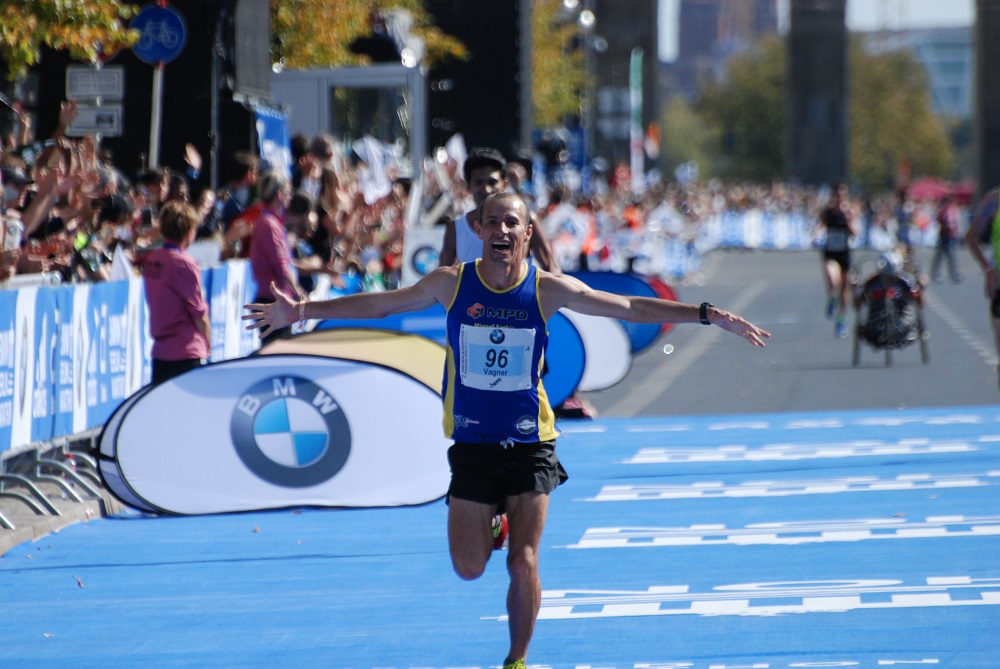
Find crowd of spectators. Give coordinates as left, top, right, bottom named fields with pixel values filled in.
left=539, top=175, right=971, bottom=255
left=0, top=98, right=974, bottom=293
left=0, top=101, right=415, bottom=295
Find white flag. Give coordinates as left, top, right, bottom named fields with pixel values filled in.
left=353, top=135, right=393, bottom=205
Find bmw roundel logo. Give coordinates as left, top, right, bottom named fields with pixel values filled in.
left=230, top=376, right=351, bottom=488
left=490, top=329, right=505, bottom=345
left=411, top=245, right=439, bottom=275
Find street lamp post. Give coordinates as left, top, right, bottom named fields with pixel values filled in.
left=580, top=0, right=596, bottom=168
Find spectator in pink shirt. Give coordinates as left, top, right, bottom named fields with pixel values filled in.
left=141, top=200, right=211, bottom=384
left=249, top=168, right=303, bottom=343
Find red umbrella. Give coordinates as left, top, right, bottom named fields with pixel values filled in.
left=907, top=177, right=951, bottom=201
left=953, top=180, right=976, bottom=204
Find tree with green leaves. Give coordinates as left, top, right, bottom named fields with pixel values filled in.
left=0, top=1, right=138, bottom=80
left=270, top=0, right=584, bottom=131
left=849, top=39, right=952, bottom=190
left=694, top=35, right=786, bottom=182
left=659, top=95, right=719, bottom=179
left=531, top=0, right=586, bottom=129
left=679, top=34, right=953, bottom=190
left=269, top=0, right=465, bottom=70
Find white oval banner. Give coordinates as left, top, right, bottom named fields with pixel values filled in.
left=113, top=355, right=451, bottom=514
left=560, top=310, right=632, bottom=392
left=97, top=385, right=158, bottom=512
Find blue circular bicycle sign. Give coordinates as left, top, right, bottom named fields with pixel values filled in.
left=131, top=4, right=187, bottom=64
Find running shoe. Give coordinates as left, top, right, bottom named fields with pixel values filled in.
left=835, top=319, right=848, bottom=339
left=502, top=660, right=526, bottom=669
left=492, top=513, right=508, bottom=550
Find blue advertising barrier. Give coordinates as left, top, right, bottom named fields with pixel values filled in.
left=566, top=271, right=662, bottom=353
left=1, top=261, right=258, bottom=456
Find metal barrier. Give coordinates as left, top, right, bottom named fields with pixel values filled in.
left=0, top=430, right=103, bottom=530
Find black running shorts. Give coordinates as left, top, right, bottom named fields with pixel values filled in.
left=447, top=440, right=568, bottom=507
left=823, top=250, right=850, bottom=271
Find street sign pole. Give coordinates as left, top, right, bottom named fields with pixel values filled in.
left=149, top=62, right=164, bottom=167
left=130, top=1, right=187, bottom=170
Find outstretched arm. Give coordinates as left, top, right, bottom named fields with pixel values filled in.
left=540, top=273, right=770, bottom=347
left=243, top=265, right=457, bottom=338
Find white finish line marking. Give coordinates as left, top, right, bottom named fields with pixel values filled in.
left=623, top=439, right=977, bottom=464
left=586, top=472, right=999, bottom=501
left=565, top=515, right=1000, bottom=548
left=605, top=412, right=1000, bottom=433
left=518, top=576, right=1000, bottom=620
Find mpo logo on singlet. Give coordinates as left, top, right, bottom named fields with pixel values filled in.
left=230, top=376, right=352, bottom=487
left=467, top=303, right=485, bottom=319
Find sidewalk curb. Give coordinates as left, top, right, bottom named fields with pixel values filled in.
left=0, top=490, right=125, bottom=558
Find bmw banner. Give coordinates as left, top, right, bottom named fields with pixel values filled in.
left=254, top=104, right=291, bottom=177
left=109, top=355, right=451, bottom=514
left=207, top=264, right=227, bottom=361
left=30, top=286, right=59, bottom=443
left=235, top=261, right=260, bottom=358
left=206, top=261, right=258, bottom=362
left=126, top=277, right=152, bottom=394
left=83, top=281, right=130, bottom=428
left=69, top=282, right=90, bottom=435
left=10, top=287, right=37, bottom=449
left=96, top=386, right=159, bottom=513
left=400, top=225, right=444, bottom=288
left=53, top=285, right=77, bottom=439
left=0, top=289, right=18, bottom=452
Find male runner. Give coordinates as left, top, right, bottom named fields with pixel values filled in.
left=245, top=191, right=770, bottom=668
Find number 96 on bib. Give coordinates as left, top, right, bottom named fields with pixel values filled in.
left=459, top=325, right=535, bottom=392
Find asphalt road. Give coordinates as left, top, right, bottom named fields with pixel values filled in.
left=581, top=245, right=996, bottom=417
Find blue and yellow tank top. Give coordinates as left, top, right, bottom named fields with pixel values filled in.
left=442, top=260, right=558, bottom=443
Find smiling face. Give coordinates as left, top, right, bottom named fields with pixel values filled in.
left=467, top=166, right=505, bottom=208
left=476, top=193, right=532, bottom=264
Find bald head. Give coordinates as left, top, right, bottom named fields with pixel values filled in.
left=478, top=191, right=530, bottom=227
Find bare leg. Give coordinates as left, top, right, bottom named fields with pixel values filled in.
left=503, top=491, right=549, bottom=664
left=448, top=497, right=496, bottom=580
left=821, top=257, right=839, bottom=319
left=835, top=262, right=850, bottom=317
left=821, top=257, right=836, bottom=297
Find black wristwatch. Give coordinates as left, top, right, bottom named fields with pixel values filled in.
left=699, top=302, right=713, bottom=325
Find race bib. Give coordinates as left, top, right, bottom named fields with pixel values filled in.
left=459, top=324, right=535, bottom=392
